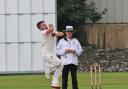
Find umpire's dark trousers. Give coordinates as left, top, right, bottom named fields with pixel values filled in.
left=62, top=64, right=78, bottom=89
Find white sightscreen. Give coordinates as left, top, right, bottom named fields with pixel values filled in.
left=0, top=0, right=56, bottom=73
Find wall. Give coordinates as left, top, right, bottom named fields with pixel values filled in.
left=78, top=47, right=128, bottom=72
left=0, top=0, right=56, bottom=73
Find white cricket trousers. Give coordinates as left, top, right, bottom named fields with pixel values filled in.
left=44, top=61, right=51, bottom=79
left=41, top=52, right=62, bottom=87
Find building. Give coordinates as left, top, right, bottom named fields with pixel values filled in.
left=0, top=0, right=56, bottom=73
left=90, top=0, right=128, bottom=23
left=86, top=0, right=128, bottom=49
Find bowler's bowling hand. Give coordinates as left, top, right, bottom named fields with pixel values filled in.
left=48, top=24, right=54, bottom=30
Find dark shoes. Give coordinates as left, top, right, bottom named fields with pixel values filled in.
left=51, top=86, right=61, bottom=89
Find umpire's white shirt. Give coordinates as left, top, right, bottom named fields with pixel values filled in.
left=56, top=38, right=83, bottom=65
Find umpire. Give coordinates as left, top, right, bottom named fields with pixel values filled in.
left=56, top=26, right=83, bottom=89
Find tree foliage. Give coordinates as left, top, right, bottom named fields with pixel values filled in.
left=57, top=0, right=107, bottom=31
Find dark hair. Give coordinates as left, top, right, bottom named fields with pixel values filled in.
left=37, top=21, right=45, bottom=29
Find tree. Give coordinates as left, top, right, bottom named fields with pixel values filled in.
left=57, top=0, right=107, bottom=31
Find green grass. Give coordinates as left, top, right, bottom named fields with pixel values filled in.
left=0, top=72, right=128, bottom=89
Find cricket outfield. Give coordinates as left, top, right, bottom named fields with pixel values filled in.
left=0, top=72, right=128, bottom=89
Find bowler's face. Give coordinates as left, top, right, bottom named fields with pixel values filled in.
left=40, top=23, right=48, bottom=30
